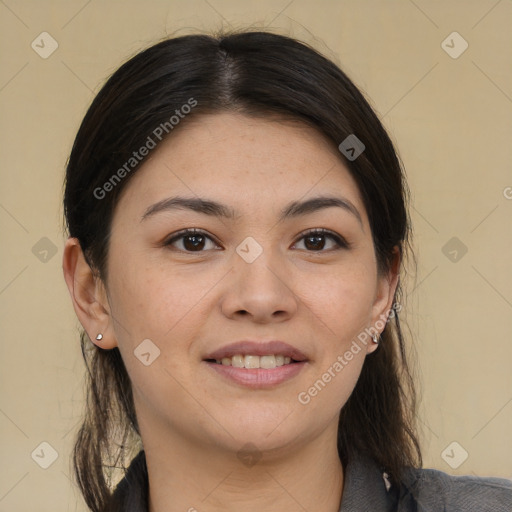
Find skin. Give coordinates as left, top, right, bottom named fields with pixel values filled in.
left=63, top=112, right=399, bottom=512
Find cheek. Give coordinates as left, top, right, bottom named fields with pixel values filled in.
left=296, top=262, right=376, bottom=347
left=106, top=254, right=225, bottom=363
left=293, top=262, right=376, bottom=416
left=296, top=352, right=366, bottom=428
left=106, top=262, right=208, bottom=417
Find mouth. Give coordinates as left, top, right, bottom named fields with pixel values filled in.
left=203, top=341, right=308, bottom=388
left=205, top=354, right=300, bottom=369
left=203, top=340, right=308, bottom=367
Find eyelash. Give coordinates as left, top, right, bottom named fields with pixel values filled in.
left=163, top=228, right=350, bottom=253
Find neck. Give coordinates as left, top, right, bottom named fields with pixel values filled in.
left=142, top=421, right=344, bottom=512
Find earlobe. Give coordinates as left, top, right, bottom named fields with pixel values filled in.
left=367, top=246, right=401, bottom=353
left=62, top=237, right=118, bottom=349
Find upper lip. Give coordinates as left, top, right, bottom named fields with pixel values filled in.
left=204, top=341, right=308, bottom=362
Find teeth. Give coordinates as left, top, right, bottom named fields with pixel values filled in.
left=212, top=354, right=296, bottom=368
left=244, top=355, right=260, bottom=368
left=260, top=355, right=276, bottom=369
left=232, top=355, right=244, bottom=368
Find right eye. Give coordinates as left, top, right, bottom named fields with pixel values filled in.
left=163, top=228, right=222, bottom=252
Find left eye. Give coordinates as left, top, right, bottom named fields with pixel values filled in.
left=292, top=229, right=348, bottom=251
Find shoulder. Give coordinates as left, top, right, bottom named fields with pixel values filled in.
left=340, top=455, right=511, bottom=512
left=399, top=465, right=512, bottom=512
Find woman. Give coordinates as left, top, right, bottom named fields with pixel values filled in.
left=62, top=30, right=511, bottom=512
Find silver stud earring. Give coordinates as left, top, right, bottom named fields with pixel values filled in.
left=95, top=333, right=103, bottom=341
left=372, top=334, right=379, bottom=345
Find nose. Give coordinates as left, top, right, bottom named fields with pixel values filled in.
left=220, top=246, right=299, bottom=324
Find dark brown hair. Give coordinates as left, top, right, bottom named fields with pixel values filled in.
left=63, top=29, right=421, bottom=512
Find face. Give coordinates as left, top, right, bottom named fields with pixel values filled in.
left=100, top=112, right=397, bottom=458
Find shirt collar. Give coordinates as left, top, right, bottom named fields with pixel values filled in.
left=339, top=455, right=398, bottom=511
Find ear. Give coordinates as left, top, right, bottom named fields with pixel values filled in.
left=366, top=246, right=401, bottom=354
left=62, top=237, right=118, bottom=349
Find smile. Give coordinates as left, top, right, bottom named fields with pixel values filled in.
left=208, top=354, right=295, bottom=369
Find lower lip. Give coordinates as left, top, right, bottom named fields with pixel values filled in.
left=204, top=361, right=306, bottom=388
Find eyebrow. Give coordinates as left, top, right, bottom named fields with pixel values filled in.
left=141, top=195, right=363, bottom=228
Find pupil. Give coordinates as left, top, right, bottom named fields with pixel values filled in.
left=184, top=235, right=205, bottom=251
left=305, top=235, right=324, bottom=250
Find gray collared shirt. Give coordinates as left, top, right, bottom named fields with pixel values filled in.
left=110, top=450, right=512, bottom=511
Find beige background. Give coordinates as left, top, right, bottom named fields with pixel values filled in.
left=1, top=0, right=511, bottom=510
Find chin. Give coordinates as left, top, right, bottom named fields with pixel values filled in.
left=226, top=420, right=307, bottom=454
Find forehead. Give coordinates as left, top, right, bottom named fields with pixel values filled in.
left=114, top=112, right=367, bottom=225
